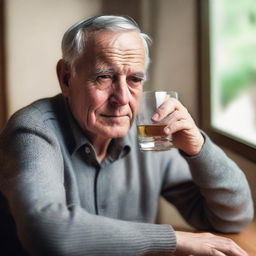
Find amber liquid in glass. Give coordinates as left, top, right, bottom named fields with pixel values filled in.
left=137, top=124, right=172, bottom=151
left=137, top=124, right=166, bottom=137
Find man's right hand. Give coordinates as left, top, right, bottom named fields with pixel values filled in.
left=174, top=231, right=248, bottom=256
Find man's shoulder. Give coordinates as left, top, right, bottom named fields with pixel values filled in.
left=2, top=94, right=64, bottom=133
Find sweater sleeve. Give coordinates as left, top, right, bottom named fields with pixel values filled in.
left=161, top=132, right=254, bottom=233
left=0, top=118, right=175, bottom=256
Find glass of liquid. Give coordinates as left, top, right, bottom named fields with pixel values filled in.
left=136, top=91, right=178, bottom=151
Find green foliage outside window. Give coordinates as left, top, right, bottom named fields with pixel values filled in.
left=213, top=0, right=256, bottom=109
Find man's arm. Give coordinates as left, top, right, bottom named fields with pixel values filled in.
left=0, top=118, right=175, bottom=256
left=154, top=97, right=253, bottom=256
left=154, top=97, right=253, bottom=232
left=160, top=134, right=253, bottom=256
left=162, top=133, right=254, bottom=233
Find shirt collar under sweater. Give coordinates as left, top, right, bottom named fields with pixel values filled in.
left=61, top=95, right=131, bottom=164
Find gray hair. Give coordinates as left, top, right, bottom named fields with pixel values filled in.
left=61, top=15, right=152, bottom=71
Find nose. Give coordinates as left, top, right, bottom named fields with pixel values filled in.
left=110, top=77, right=130, bottom=106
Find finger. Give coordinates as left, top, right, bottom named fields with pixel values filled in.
left=166, top=108, right=187, bottom=121
left=152, top=98, right=181, bottom=122
left=206, top=236, right=248, bottom=256
left=163, top=107, right=193, bottom=134
left=216, top=237, right=248, bottom=256
left=163, top=107, right=190, bottom=126
left=164, top=118, right=194, bottom=135
left=210, top=249, right=226, bottom=256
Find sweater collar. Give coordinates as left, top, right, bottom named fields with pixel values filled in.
left=61, top=95, right=132, bottom=160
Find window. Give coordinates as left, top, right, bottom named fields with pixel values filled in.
left=199, top=0, right=256, bottom=162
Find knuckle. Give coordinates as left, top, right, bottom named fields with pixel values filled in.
left=172, top=110, right=179, bottom=118
left=223, top=237, right=234, bottom=244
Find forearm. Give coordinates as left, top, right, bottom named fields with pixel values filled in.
left=182, top=133, right=254, bottom=232
left=14, top=203, right=175, bottom=256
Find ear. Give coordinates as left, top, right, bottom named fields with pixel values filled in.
left=56, top=59, right=72, bottom=97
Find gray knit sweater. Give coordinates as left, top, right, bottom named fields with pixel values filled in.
left=0, top=94, right=253, bottom=256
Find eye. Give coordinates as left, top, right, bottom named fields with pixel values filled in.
left=96, top=74, right=113, bottom=82
left=128, top=76, right=144, bottom=86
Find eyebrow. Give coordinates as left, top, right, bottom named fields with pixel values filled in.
left=132, top=72, right=145, bottom=79
left=94, top=67, right=146, bottom=79
left=94, top=67, right=116, bottom=74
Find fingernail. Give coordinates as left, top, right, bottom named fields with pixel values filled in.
left=152, top=113, right=159, bottom=120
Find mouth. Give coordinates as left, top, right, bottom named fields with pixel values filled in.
left=101, top=114, right=129, bottom=118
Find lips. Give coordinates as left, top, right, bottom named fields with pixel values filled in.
left=101, top=114, right=128, bottom=118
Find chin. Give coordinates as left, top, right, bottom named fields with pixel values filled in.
left=104, top=126, right=130, bottom=138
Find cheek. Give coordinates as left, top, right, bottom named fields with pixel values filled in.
left=87, top=90, right=110, bottom=116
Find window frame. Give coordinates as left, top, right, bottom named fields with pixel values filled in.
left=198, top=0, right=256, bottom=163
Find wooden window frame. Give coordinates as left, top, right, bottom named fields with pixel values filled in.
left=198, top=0, right=256, bottom=163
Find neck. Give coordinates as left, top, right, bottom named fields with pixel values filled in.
left=90, top=136, right=111, bottom=163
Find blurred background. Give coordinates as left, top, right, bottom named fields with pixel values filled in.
left=0, top=0, right=255, bottom=228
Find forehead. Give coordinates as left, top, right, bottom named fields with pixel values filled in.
left=89, top=30, right=145, bottom=52
left=78, top=30, right=146, bottom=70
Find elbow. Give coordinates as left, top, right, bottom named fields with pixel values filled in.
left=17, top=208, right=78, bottom=256
left=19, top=220, right=71, bottom=256
left=211, top=204, right=254, bottom=234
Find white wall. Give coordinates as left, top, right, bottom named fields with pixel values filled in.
left=5, top=0, right=101, bottom=116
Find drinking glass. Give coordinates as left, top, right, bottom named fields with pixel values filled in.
left=136, top=91, right=178, bottom=151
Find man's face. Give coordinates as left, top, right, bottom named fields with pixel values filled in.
left=61, top=30, right=146, bottom=141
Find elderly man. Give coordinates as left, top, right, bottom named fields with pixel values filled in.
left=0, top=15, right=253, bottom=256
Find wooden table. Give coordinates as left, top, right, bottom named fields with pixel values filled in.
left=218, top=220, right=256, bottom=256
left=172, top=220, right=256, bottom=256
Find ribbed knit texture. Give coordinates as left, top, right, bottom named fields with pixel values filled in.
left=0, top=94, right=253, bottom=256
